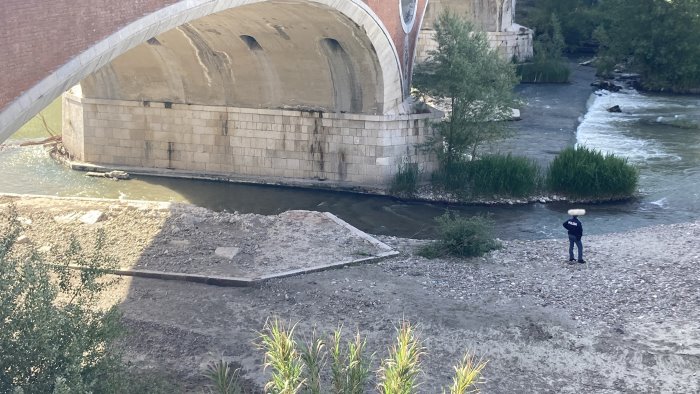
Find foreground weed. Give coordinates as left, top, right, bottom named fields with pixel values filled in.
left=444, top=353, right=487, bottom=394
left=257, top=318, right=304, bottom=394
left=330, top=328, right=371, bottom=394
left=299, top=331, right=326, bottom=394
left=378, top=322, right=425, bottom=394
left=204, top=359, right=242, bottom=394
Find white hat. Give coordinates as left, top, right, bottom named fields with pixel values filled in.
left=568, top=209, right=586, bottom=216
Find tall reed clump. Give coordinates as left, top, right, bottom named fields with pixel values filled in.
left=257, top=319, right=304, bottom=393
left=446, top=354, right=488, bottom=394
left=330, top=328, right=372, bottom=394
left=390, top=162, right=421, bottom=198
left=517, top=61, right=570, bottom=83
left=419, top=212, right=501, bottom=259
left=249, top=319, right=487, bottom=393
left=461, top=154, right=541, bottom=198
left=204, top=359, right=242, bottom=394
left=299, top=332, right=326, bottom=394
left=431, top=161, right=472, bottom=196
left=377, top=321, right=425, bottom=394
left=547, top=146, right=639, bottom=200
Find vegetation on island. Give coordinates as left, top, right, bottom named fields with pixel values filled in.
left=517, top=13, right=570, bottom=83
left=520, top=0, right=700, bottom=92
left=547, top=146, right=639, bottom=201
left=397, top=11, right=639, bottom=203
left=413, top=11, right=520, bottom=170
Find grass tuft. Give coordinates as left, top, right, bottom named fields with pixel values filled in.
left=547, top=146, right=638, bottom=200
left=431, top=154, right=541, bottom=199
left=517, top=60, right=570, bottom=83
left=390, top=162, right=420, bottom=197
left=444, top=353, right=488, bottom=394
left=204, top=359, right=242, bottom=394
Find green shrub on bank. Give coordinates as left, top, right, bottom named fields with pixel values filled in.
left=431, top=154, right=541, bottom=198
left=419, top=212, right=501, bottom=259
left=390, top=162, right=420, bottom=197
left=0, top=206, right=124, bottom=394
left=547, top=146, right=639, bottom=200
left=517, top=61, right=571, bottom=83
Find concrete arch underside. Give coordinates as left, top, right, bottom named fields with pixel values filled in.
left=0, top=0, right=406, bottom=144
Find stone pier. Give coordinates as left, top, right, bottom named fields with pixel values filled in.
left=62, top=92, right=440, bottom=186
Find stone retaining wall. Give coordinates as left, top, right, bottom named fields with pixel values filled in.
left=416, top=28, right=533, bottom=63
left=62, top=93, right=440, bottom=186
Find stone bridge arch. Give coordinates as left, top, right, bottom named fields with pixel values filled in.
left=0, top=0, right=411, bottom=143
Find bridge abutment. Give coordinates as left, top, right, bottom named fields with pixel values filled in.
left=62, top=92, right=439, bottom=187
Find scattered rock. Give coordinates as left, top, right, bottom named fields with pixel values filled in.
left=215, top=247, right=241, bottom=259
left=85, top=170, right=130, bottom=180
left=79, top=210, right=106, bottom=224
left=607, top=105, right=622, bottom=113
left=579, top=58, right=595, bottom=67
left=591, top=80, right=622, bottom=92
left=16, top=235, right=30, bottom=244
left=17, top=216, right=32, bottom=225
left=53, top=212, right=81, bottom=224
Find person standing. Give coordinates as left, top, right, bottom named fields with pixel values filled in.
left=563, top=211, right=585, bottom=263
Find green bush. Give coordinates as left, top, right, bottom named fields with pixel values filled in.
left=547, top=146, right=639, bottom=200
left=462, top=154, right=541, bottom=198
left=419, top=212, right=501, bottom=259
left=517, top=61, right=571, bottom=83
left=390, top=162, right=420, bottom=197
left=0, top=206, right=124, bottom=393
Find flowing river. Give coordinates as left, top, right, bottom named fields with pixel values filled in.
left=2, top=69, right=699, bottom=240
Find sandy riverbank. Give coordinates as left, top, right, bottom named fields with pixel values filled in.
left=1, top=195, right=698, bottom=393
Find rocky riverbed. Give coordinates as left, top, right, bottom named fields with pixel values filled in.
left=1, top=195, right=698, bottom=393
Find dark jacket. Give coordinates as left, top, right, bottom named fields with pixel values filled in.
left=563, top=217, right=583, bottom=238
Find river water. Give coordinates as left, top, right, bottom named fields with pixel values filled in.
left=2, top=72, right=699, bottom=240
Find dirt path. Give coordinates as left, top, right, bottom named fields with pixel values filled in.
left=2, top=195, right=698, bottom=393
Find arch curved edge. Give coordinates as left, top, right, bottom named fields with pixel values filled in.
left=0, top=0, right=405, bottom=144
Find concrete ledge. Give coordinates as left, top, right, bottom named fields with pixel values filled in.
left=63, top=160, right=394, bottom=196
left=54, top=248, right=399, bottom=288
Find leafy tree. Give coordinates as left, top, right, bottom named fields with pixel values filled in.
left=519, top=0, right=600, bottom=53
left=595, top=0, right=700, bottom=91
left=517, top=12, right=570, bottom=84
left=533, top=13, right=565, bottom=62
left=413, top=11, right=519, bottom=168
left=0, top=206, right=123, bottom=393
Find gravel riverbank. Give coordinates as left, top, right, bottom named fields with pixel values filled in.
left=2, top=195, right=698, bottom=393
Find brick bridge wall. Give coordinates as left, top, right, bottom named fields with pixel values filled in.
left=0, top=0, right=426, bottom=118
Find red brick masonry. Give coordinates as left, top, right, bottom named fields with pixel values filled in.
left=0, top=0, right=423, bottom=114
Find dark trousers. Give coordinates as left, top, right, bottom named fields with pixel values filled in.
left=568, top=234, right=583, bottom=261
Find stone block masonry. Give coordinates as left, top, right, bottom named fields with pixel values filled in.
left=62, top=93, right=440, bottom=187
